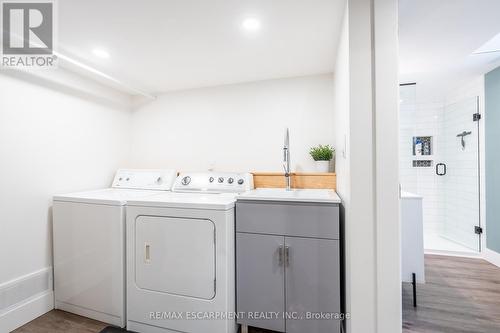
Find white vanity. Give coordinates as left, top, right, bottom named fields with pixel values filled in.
left=400, top=191, right=425, bottom=284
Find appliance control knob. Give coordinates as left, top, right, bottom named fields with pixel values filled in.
left=228, top=177, right=234, bottom=184
left=181, top=176, right=191, bottom=185
left=126, top=178, right=130, bottom=181
left=157, top=177, right=162, bottom=184
left=209, top=177, right=215, bottom=183
left=119, top=177, right=123, bottom=181
left=237, top=179, right=244, bottom=185
left=218, top=177, right=224, bottom=183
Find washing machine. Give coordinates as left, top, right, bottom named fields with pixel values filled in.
left=53, top=169, right=177, bottom=327
left=126, top=172, right=253, bottom=333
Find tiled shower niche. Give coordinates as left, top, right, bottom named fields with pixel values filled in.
left=413, top=136, right=433, bottom=156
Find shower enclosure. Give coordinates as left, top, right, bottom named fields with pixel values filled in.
left=399, top=84, right=481, bottom=253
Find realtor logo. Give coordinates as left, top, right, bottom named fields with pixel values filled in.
left=1, top=0, right=57, bottom=68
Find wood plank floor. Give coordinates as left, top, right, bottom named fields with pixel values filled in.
left=14, top=255, right=500, bottom=333
left=12, top=310, right=108, bottom=333
left=403, top=254, right=500, bottom=333
left=12, top=310, right=272, bottom=333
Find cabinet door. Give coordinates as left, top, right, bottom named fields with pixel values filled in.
left=285, top=237, right=340, bottom=333
left=236, top=233, right=285, bottom=332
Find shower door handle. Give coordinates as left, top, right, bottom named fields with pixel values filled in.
left=436, top=163, right=446, bottom=176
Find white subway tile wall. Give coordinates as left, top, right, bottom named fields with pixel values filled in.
left=400, top=80, right=481, bottom=252
left=400, top=84, right=445, bottom=236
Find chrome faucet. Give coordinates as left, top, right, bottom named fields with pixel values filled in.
left=283, top=128, right=291, bottom=191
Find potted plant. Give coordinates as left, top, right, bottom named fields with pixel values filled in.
left=309, top=144, right=335, bottom=172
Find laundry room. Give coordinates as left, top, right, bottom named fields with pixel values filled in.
left=1, top=1, right=404, bottom=333
left=6, top=0, right=500, bottom=333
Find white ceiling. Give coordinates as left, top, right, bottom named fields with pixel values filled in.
left=57, top=0, right=345, bottom=95
left=399, top=0, right=500, bottom=102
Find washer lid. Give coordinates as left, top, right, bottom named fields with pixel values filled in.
left=53, top=188, right=165, bottom=206
left=126, top=192, right=238, bottom=210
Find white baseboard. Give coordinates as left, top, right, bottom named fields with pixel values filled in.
left=0, top=267, right=54, bottom=332
left=0, top=290, right=54, bottom=332
left=425, top=249, right=480, bottom=259
left=483, top=248, right=500, bottom=268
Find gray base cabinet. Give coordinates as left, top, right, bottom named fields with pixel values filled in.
left=236, top=233, right=285, bottom=331
left=285, top=237, right=340, bottom=333
left=236, top=201, right=341, bottom=333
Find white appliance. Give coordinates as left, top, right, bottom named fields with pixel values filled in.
left=53, top=169, right=177, bottom=327
left=126, top=172, right=253, bottom=333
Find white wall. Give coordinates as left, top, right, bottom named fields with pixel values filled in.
left=129, top=74, right=335, bottom=172
left=333, top=6, right=350, bottom=201
left=373, top=0, right=401, bottom=331
left=0, top=70, right=131, bottom=330
left=345, top=0, right=401, bottom=332
left=332, top=4, right=351, bottom=331
left=346, top=0, right=378, bottom=330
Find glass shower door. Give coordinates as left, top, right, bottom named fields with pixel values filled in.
left=440, top=97, right=481, bottom=251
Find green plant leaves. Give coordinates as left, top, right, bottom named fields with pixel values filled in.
left=309, top=144, right=335, bottom=161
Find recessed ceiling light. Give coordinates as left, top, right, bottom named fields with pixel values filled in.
left=242, top=18, right=261, bottom=32
left=92, top=48, right=110, bottom=59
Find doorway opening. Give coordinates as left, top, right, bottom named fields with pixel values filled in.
left=399, top=83, right=482, bottom=254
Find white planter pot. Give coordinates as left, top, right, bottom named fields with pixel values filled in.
left=315, top=160, right=330, bottom=173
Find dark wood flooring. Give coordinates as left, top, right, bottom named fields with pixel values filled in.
left=403, top=254, right=500, bottom=333
left=13, top=255, right=500, bottom=333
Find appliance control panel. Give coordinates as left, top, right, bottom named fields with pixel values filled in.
left=111, top=169, right=177, bottom=190
left=173, top=172, right=254, bottom=193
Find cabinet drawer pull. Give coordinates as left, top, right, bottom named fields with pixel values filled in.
left=285, top=246, right=290, bottom=267
left=278, top=245, right=284, bottom=266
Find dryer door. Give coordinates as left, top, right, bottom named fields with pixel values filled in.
left=135, top=216, right=216, bottom=300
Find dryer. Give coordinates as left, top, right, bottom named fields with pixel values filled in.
left=53, top=169, right=177, bottom=327
left=126, top=172, right=253, bottom=333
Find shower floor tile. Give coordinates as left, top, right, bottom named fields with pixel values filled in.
left=424, top=233, right=477, bottom=254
